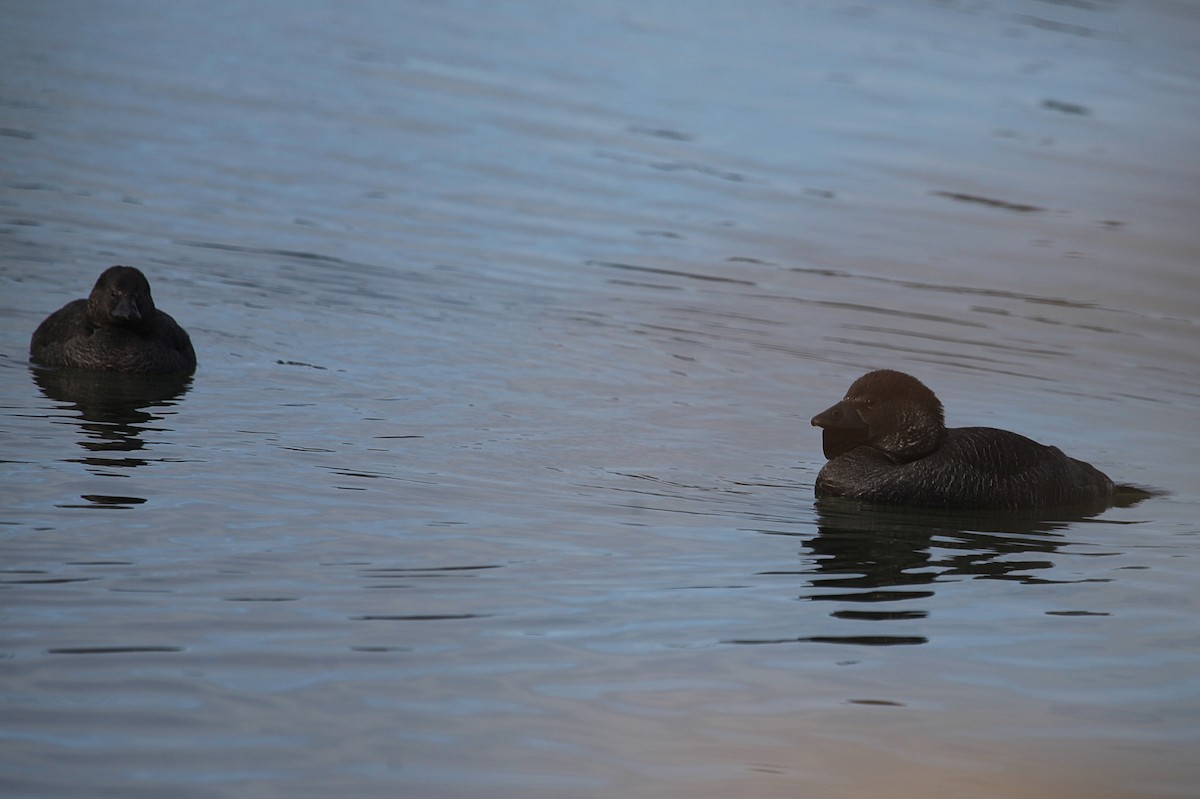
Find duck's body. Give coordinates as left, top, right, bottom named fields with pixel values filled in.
left=811, top=370, right=1114, bottom=510
left=31, top=266, right=196, bottom=375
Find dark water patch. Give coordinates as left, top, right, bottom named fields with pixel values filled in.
left=831, top=609, right=928, bottom=621
left=61, top=456, right=155, bottom=473
left=276, top=360, right=327, bottom=370
left=837, top=324, right=1067, bottom=356
left=331, top=469, right=397, bottom=480
left=351, top=646, right=413, bottom=653
left=806, top=635, right=928, bottom=646
left=593, top=150, right=748, bottom=183
left=391, top=564, right=504, bottom=572
left=821, top=335, right=1019, bottom=366
left=175, top=240, right=359, bottom=268
left=1, top=575, right=96, bottom=585
left=1042, top=98, right=1091, bottom=115
left=1046, top=610, right=1110, bottom=617
left=1035, top=0, right=1115, bottom=10
left=726, top=635, right=929, bottom=647
left=931, top=190, right=1044, bottom=213
left=674, top=306, right=787, bottom=329
left=54, top=495, right=140, bottom=507
left=1015, top=14, right=1120, bottom=39
left=995, top=575, right=1111, bottom=585
left=810, top=299, right=986, bottom=328
left=747, top=764, right=787, bottom=774
left=848, top=698, right=906, bottom=707
left=360, top=565, right=503, bottom=577
left=612, top=277, right=682, bottom=293
left=789, top=267, right=1121, bottom=313
left=1024, top=297, right=1099, bottom=309
left=587, top=260, right=756, bottom=286
left=79, top=495, right=146, bottom=507
left=353, top=614, right=493, bottom=622
left=808, top=590, right=937, bottom=604
left=972, top=306, right=1125, bottom=335
left=647, top=160, right=747, bottom=182
left=64, top=561, right=134, bottom=566
left=47, top=646, right=183, bottom=655
left=626, top=125, right=694, bottom=142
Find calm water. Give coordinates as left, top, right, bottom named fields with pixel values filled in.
left=2, top=1, right=1199, bottom=797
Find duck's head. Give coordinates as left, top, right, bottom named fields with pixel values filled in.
left=88, top=265, right=156, bottom=331
left=811, top=369, right=946, bottom=462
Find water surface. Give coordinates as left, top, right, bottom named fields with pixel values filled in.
left=2, top=2, right=1199, bottom=797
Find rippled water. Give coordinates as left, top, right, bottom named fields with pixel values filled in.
left=3, top=1, right=1199, bottom=797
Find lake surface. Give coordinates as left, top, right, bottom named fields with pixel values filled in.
left=2, top=1, right=1199, bottom=797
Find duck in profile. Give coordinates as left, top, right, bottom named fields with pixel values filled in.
left=30, top=266, right=196, bottom=375
left=811, top=369, right=1121, bottom=510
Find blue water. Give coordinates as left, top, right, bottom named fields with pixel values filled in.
left=3, top=2, right=1199, bottom=797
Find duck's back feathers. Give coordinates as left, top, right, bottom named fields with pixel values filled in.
left=815, top=426, right=1114, bottom=510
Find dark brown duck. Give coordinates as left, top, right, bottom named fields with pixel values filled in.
left=30, top=266, right=196, bottom=375
left=811, top=369, right=1116, bottom=510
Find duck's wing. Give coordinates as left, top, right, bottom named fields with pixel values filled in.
left=943, top=427, right=1112, bottom=507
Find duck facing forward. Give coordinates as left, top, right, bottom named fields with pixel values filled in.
left=811, top=369, right=1116, bottom=510
left=30, top=266, right=196, bottom=375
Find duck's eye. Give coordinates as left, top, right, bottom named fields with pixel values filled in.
left=862, top=398, right=875, bottom=409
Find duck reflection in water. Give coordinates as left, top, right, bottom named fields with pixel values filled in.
left=740, top=493, right=1149, bottom=648
left=808, top=496, right=1115, bottom=595
left=32, top=366, right=192, bottom=473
